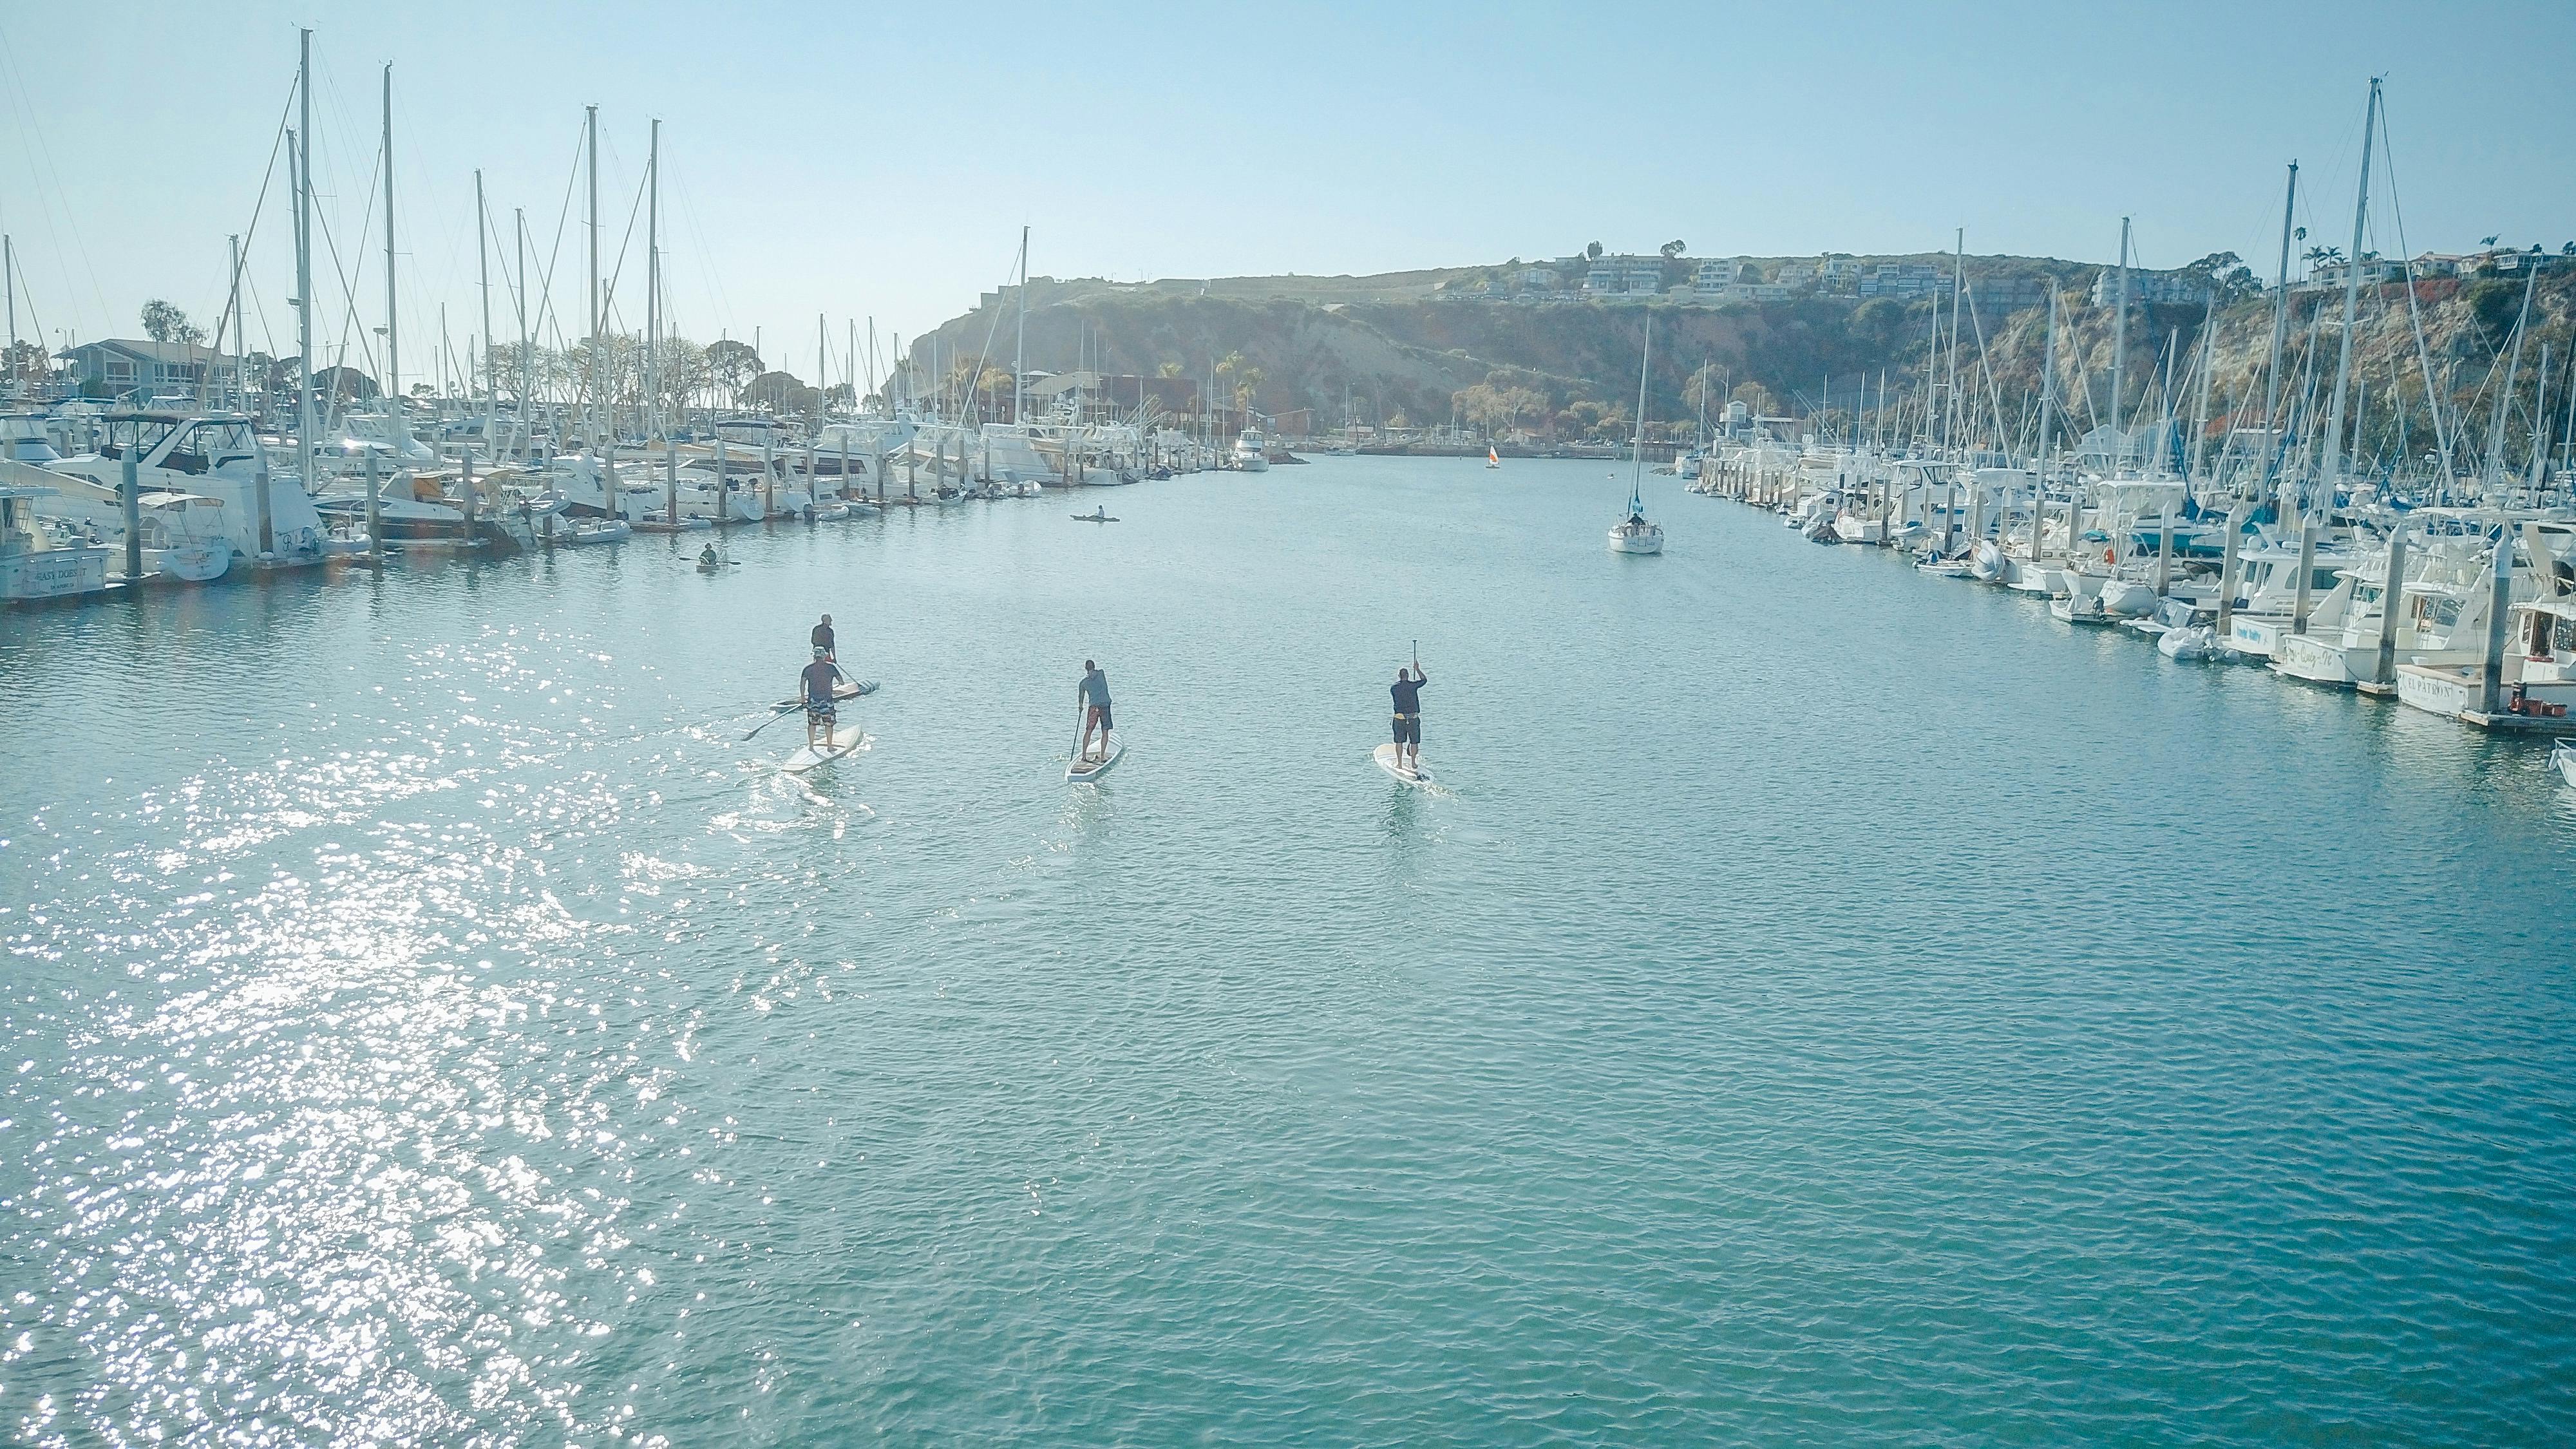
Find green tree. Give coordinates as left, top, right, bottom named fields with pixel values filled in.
left=705, top=339, right=764, bottom=395
left=140, top=299, right=204, bottom=345
left=2, top=339, right=48, bottom=384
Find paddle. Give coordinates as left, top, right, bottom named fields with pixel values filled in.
left=741, top=700, right=800, bottom=742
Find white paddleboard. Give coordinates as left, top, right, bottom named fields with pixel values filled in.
left=1067, top=733, right=1123, bottom=782
left=773, top=678, right=878, bottom=710
left=1374, top=742, right=1432, bottom=786
left=782, top=723, right=869, bottom=773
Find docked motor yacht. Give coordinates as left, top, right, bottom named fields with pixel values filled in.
left=1231, top=430, right=1271, bottom=473
left=1, top=484, right=114, bottom=600
left=37, top=412, right=330, bottom=564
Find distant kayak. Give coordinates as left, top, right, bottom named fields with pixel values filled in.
left=1071, top=512, right=1118, bottom=523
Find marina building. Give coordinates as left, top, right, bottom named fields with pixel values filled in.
left=55, top=339, right=227, bottom=399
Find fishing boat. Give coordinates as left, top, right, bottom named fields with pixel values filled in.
left=1607, top=323, right=1665, bottom=556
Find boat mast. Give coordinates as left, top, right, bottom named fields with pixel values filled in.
left=515, top=207, right=531, bottom=451
left=1628, top=316, right=1651, bottom=509
left=2033, top=289, right=2058, bottom=562
left=227, top=234, right=243, bottom=413
left=476, top=169, right=491, bottom=434
left=1944, top=228, right=1964, bottom=453
left=2262, top=162, right=2298, bottom=435
left=4, top=233, right=15, bottom=400
left=2318, top=79, right=2380, bottom=511
left=294, top=29, right=316, bottom=502
left=2109, top=217, right=2130, bottom=463
left=382, top=64, right=397, bottom=410
left=2188, top=288, right=2217, bottom=486
left=1012, top=226, right=1028, bottom=426
left=647, top=118, right=659, bottom=441
left=2481, top=264, right=2537, bottom=492
left=585, top=104, right=599, bottom=450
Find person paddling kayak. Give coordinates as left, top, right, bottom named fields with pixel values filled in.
left=1390, top=662, right=1427, bottom=775
left=1077, top=659, right=1113, bottom=764
left=800, top=646, right=849, bottom=750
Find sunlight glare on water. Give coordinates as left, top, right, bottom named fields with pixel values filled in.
left=4, top=457, right=2573, bottom=1444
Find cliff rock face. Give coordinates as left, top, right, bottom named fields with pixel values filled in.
left=919, top=266, right=2575, bottom=457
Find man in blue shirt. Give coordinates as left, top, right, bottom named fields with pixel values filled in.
left=1078, top=659, right=1113, bottom=764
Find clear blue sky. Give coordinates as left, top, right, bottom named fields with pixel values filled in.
left=3, top=1, right=2569, bottom=384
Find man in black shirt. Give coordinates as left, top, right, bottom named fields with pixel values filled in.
left=1390, top=663, right=1427, bottom=775
left=811, top=614, right=835, bottom=661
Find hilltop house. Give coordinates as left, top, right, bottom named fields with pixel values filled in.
left=2091, top=268, right=2210, bottom=306
left=1857, top=263, right=1945, bottom=299
left=56, top=339, right=226, bottom=399
left=1582, top=255, right=1666, bottom=300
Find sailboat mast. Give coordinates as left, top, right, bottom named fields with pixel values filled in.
left=1944, top=229, right=1964, bottom=453
left=585, top=104, right=599, bottom=448
left=476, top=169, right=491, bottom=426
left=2320, top=79, right=2380, bottom=504
left=2109, top=217, right=2130, bottom=458
left=516, top=208, right=531, bottom=443
left=2263, top=162, right=2298, bottom=430
left=294, top=28, right=316, bottom=498
left=647, top=118, right=659, bottom=439
left=2188, top=289, right=2217, bottom=485
left=1629, top=316, right=1652, bottom=505
left=382, top=65, right=397, bottom=408
left=227, top=234, right=242, bottom=412
left=1012, top=226, right=1028, bottom=425
left=2039, top=290, right=2060, bottom=471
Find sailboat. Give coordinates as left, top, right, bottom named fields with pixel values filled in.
left=1607, top=320, right=1665, bottom=555
left=1485, top=446, right=1501, bottom=469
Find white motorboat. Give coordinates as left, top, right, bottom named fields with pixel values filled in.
left=2049, top=591, right=2119, bottom=625
left=2273, top=527, right=2539, bottom=688
left=1231, top=430, right=1271, bottom=473
left=2157, top=624, right=2230, bottom=661
left=1, top=485, right=114, bottom=601
left=35, top=412, right=330, bottom=563
left=2552, top=741, right=2576, bottom=788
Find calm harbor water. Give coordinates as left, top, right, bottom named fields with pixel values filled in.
left=5, top=455, right=2573, bottom=1444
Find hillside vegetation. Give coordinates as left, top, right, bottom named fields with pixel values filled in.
left=915, top=262, right=2575, bottom=466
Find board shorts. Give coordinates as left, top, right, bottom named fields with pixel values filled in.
left=1088, top=702, right=1113, bottom=730
left=1392, top=712, right=1420, bottom=746
left=806, top=699, right=836, bottom=723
